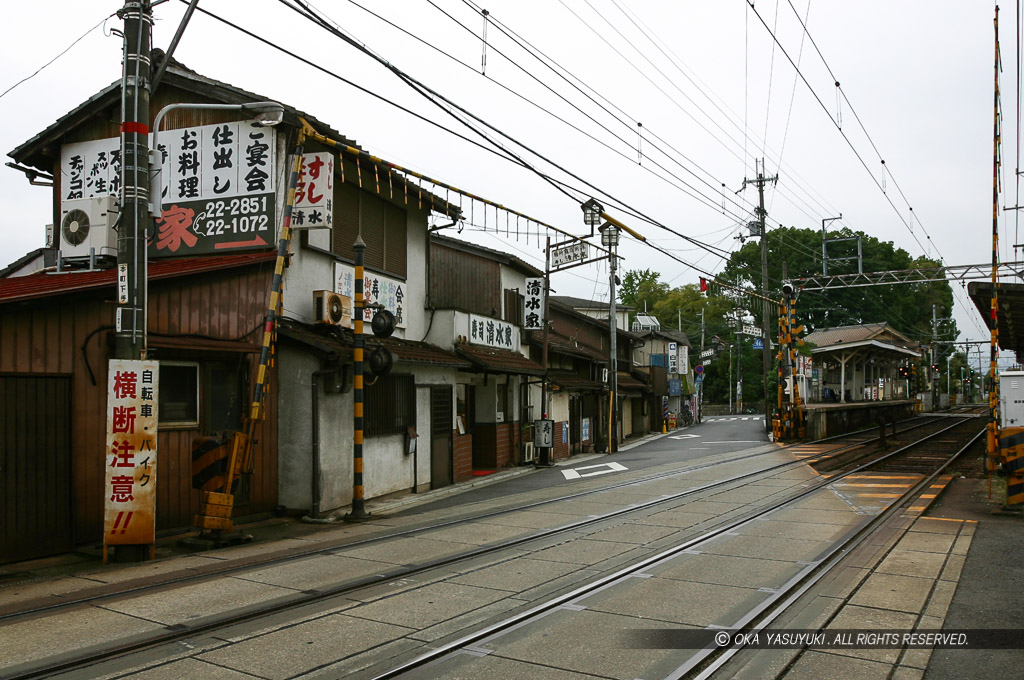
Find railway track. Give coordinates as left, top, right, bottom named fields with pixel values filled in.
left=0, top=414, right=984, bottom=679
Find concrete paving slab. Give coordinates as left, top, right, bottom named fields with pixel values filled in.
left=784, top=650, right=893, bottom=680
left=922, top=579, right=956, bottom=619
left=825, top=605, right=919, bottom=665
left=99, top=576, right=297, bottom=625
left=344, top=581, right=512, bottom=629
left=633, top=510, right=717, bottom=529
left=814, top=565, right=871, bottom=599
left=75, top=556, right=222, bottom=584
left=473, top=510, right=578, bottom=529
left=734, top=518, right=853, bottom=542
left=449, top=557, right=592, bottom=593
left=528, top=538, right=638, bottom=566
left=770, top=508, right=864, bottom=525
left=894, top=531, right=956, bottom=554
left=703, top=534, right=834, bottom=562
left=514, top=567, right=604, bottom=603
left=899, top=614, right=943, bottom=670
left=199, top=538, right=315, bottom=560
left=583, top=522, right=682, bottom=545
left=706, top=486, right=784, bottom=504
left=848, top=573, right=935, bottom=614
left=794, top=492, right=867, bottom=512
left=909, top=517, right=967, bottom=535
left=580, top=575, right=769, bottom=627
left=893, top=666, right=926, bottom=680
left=0, top=575, right=110, bottom=607
left=408, top=650, right=606, bottom=680
left=476, top=608, right=694, bottom=680
left=100, top=657, right=263, bottom=679
left=0, top=605, right=164, bottom=669
left=342, top=569, right=461, bottom=604
left=423, top=521, right=534, bottom=546
left=650, top=552, right=805, bottom=590
left=938, top=554, right=965, bottom=582
left=232, top=554, right=396, bottom=591
left=875, top=549, right=948, bottom=580
left=540, top=500, right=635, bottom=517
left=665, top=499, right=739, bottom=515
left=409, top=595, right=529, bottom=643
left=214, top=597, right=362, bottom=642
left=196, top=613, right=414, bottom=680
left=331, top=537, right=470, bottom=565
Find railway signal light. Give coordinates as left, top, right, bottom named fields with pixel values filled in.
left=368, top=308, right=396, bottom=377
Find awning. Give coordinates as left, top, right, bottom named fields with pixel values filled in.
left=548, top=370, right=605, bottom=392
left=616, top=372, right=651, bottom=394
left=456, top=343, right=544, bottom=376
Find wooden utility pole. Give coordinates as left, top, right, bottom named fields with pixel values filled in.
left=116, top=0, right=153, bottom=360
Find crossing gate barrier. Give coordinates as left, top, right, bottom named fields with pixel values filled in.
left=998, top=426, right=1024, bottom=505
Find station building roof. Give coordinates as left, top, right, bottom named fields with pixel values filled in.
left=968, top=281, right=1024, bottom=361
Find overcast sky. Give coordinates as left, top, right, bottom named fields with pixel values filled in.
left=0, top=1, right=1015, bottom=365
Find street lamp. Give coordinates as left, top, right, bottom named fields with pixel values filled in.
left=598, top=218, right=620, bottom=451
left=149, top=101, right=285, bottom=216
left=581, top=198, right=603, bottom=232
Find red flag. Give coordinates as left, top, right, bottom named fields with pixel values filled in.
left=699, top=277, right=708, bottom=292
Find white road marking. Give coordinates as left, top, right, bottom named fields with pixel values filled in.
left=669, top=433, right=701, bottom=439
left=561, top=461, right=629, bottom=480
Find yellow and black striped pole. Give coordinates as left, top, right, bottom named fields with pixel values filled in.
left=346, top=236, right=371, bottom=520
left=989, top=6, right=1001, bottom=473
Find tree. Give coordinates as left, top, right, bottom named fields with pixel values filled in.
left=718, top=227, right=958, bottom=344
left=618, top=269, right=668, bottom=320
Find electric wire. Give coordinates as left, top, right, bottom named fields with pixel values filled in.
left=0, top=12, right=115, bottom=101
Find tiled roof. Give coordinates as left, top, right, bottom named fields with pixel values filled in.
left=0, top=251, right=277, bottom=305
left=804, top=322, right=915, bottom=350
left=278, top=318, right=470, bottom=368
left=456, top=343, right=544, bottom=375
left=616, top=372, right=650, bottom=392
left=373, top=336, right=470, bottom=368
left=530, top=332, right=608, bottom=362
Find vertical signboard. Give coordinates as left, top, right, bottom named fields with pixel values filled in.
left=668, top=342, right=678, bottom=375
left=524, top=277, right=544, bottom=330
left=293, top=152, right=334, bottom=229
left=335, top=262, right=406, bottom=331
left=104, top=360, right=158, bottom=560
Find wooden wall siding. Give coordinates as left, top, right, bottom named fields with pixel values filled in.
left=429, top=244, right=501, bottom=316
left=0, top=264, right=279, bottom=544
left=550, top=314, right=606, bottom=353
left=1, top=376, right=72, bottom=563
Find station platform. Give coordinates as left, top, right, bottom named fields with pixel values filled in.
left=804, top=399, right=916, bottom=439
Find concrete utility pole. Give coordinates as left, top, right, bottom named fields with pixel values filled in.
left=116, top=0, right=153, bottom=360
left=931, top=304, right=939, bottom=411
left=607, top=227, right=620, bottom=451
left=743, top=159, right=778, bottom=427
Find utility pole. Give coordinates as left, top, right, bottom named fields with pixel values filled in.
left=931, top=304, right=939, bottom=411
left=698, top=306, right=705, bottom=423
left=606, top=227, right=620, bottom=451
left=735, top=323, right=743, bottom=413
left=743, top=159, right=777, bottom=427
left=116, top=0, right=153, bottom=360
left=539, top=236, right=552, bottom=466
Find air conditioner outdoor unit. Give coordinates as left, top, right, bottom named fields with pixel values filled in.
left=522, top=442, right=535, bottom=463
left=314, top=290, right=351, bottom=327
left=59, top=197, right=119, bottom=259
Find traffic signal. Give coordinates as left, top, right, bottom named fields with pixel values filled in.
left=368, top=308, right=396, bottom=377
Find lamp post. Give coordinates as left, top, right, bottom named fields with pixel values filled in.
left=599, top=218, right=620, bottom=452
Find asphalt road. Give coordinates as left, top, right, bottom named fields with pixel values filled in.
left=396, top=415, right=771, bottom=516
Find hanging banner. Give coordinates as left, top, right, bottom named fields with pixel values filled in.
left=524, top=277, right=544, bottom=330
left=292, top=152, right=334, bottom=229
left=335, top=262, right=406, bottom=331
left=104, top=360, right=159, bottom=558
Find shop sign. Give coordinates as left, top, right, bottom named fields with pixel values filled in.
left=534, top=419, right=554, bottom=448
left=524, top=277, right=544, bottom=330
left=669, top=378, right=682, bottom=396
left=293, top=152, right=334, bottom=229
left=668, top=342, right=678, bottom=374
left=335, top=263, right=406, bottom=331
left=104, top=360, right=158, bottom=557
left=582, top=417, right=590, bottom=441
left=469, top=314, right=517, bottom=350
left=552, top=241, right=590, bottom=267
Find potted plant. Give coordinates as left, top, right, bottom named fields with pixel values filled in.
left=593, top=430, right=607, bottom=453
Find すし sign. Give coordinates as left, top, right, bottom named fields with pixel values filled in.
left=104, top=360, right=158, bottom=559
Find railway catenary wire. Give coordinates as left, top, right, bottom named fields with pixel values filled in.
left=367, top=416, right=985, bottom=680
left=0, top=414, right=981, bottom=679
